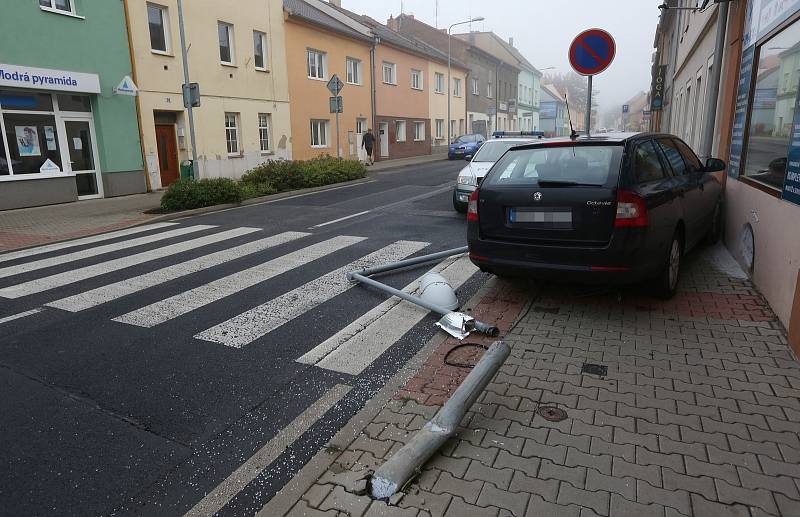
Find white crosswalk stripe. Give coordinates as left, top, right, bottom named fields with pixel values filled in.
left=113, top=235, right=367, bottom=328
left=46, top=231, right=309, bottom=312
left=0, top=227, right=259, bottom=299
left=195, top=240, right=430, bottom=348
left=297, top=255, right=477, bottom=375
left=0, top=223, right=178, bottom=264
left=0, top=224, right=215, bottom=280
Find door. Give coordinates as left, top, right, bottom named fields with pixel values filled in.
left=379, top=122, right=389, bottom=157
left=62, top=118, right=103, bottom=199
left=155, top=124, right=179, bottom=187
left=656, top=138, right=705, bottom=248
left=356, top=118, right=367, bottom=161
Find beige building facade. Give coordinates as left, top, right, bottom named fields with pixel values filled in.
left=428, top=60, right=467, bottom=153
left=126, top=0, right=291, bottom=189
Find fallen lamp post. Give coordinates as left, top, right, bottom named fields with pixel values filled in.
left=371, top=340, right=511, bottom=499
left=346, top=247, right=499, bottom=339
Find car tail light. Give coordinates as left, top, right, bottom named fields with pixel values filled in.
left=467, top=189, right=480, bottom=222
left=614, top=190, right=648, bottom=228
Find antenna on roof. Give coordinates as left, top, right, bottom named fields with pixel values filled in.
left=564, top=93, right=579, bottom=140
left=435, top=0, right=438, bottom=27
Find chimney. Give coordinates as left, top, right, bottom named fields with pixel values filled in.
left=328, top=0, right=341, bottom=6
left=387, top=14, right=398, bottom=31
left=509, top=37, right=514, bottom=47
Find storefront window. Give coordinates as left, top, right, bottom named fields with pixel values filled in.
left=742, top=19, right=800, bottom=191
left=56, top=94, right=91, bottom=112
left=2, top=112, right=63, bottom=174
left=0, top=90, right=53, bottom=111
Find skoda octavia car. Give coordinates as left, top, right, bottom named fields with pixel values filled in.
left=448, top=134, right=485, bottom=160
left=467, top=133, right=725, bottom=298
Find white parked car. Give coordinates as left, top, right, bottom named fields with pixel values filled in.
left=453, top=136, right=538, bottom=212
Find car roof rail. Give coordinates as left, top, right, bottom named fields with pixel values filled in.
left=492, top=131, right=544, bottom=139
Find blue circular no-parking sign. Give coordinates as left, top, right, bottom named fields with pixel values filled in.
left=569, top=28, right=616, bottom=76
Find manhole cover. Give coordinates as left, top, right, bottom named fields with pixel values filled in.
left=538, top=406, right=567, bottom=422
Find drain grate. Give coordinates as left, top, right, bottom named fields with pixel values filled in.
left=582, top=363, right=608, bottom=377
left=537, top=406, right=567, bottom=422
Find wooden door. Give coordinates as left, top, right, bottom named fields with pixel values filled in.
left=155, top=124, right=179, bottom=187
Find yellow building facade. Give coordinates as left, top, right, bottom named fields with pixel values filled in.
left=125, top=0, right=291, bottom=188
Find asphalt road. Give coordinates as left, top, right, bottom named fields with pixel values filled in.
left=0, top=159, right=488, bottom=517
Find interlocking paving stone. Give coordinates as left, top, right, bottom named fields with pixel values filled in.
left=636, top=480, right=691, bottom=515
left=464, top=460, right=513, bottom=490
left=431, top=472, right=483, bottom=505
left=525, top=494, right=580, bottom=517
left=688, top=494, right=751, bottom=517
left=508, top=470, right=559, bottom=502
left=612, top=457, right=661, bottom=487
left=714, top=479, right=779, bottom=514
left=556, top=483, right=610, bottom=516
left=585, top=469, right=635, bottom=500
left=609, top=493, right=666, bottom=517
left=443, top=496, right=498, bottom=517
left=540, top=459, right=586, bottom=487
left=476, top=483, right=529, bottom=517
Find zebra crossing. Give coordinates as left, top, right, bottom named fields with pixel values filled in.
left=0, top=223, right=477, bottom=374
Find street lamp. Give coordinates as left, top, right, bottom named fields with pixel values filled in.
left=448, top=16, right=484, bottom=145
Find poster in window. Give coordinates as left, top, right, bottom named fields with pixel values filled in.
left=44, top=126, right=57, bottom=151
left=15, top=126, right=41, bottom=157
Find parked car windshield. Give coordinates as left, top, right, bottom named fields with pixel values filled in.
left=454, top=135, right=477, bottom=143
left=472, top=140, right=527, bottom=162
left=484, top=145, right=622, bottom=186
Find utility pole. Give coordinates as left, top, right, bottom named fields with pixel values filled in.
left=177, top=0, right=198, bottom=179
left=585, top=75, right=592, bottom=136
left=448, top=17, right=484, bottom=146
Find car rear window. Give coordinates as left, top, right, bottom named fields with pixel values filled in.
left=483, top=145, right=622, bottom=187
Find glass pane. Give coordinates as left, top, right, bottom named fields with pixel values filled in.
left=3, top=113, right=63, bottom=174
left=56, top=94, right=91, bottom=112
left=75, top=172, right=98, bottom=196
left=742, top=20, right=800, bottom=190
left=635, top=141, right=667, bottom=184
left=254, top=32, right=264, bottom=68
left=0, top=90, right=53, bottom=111
left=148, top=5, right=167, bottom=52
left=65, top=120, right=95, bottom=171
left=54, top=0, right=71, bottom=11
left=657, top=138, right=688, bottom=176
left=218, top=24, right=231, bottom=62
left=39, top=0, right=51, bottom=7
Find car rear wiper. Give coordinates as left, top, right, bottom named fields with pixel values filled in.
left=536, top=179, right=600, bottom=187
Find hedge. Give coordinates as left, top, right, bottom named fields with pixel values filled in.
left=160, top=155, right=367, bottom=211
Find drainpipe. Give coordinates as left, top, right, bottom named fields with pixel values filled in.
left=370, top=36, right=379, bottom=161
left=122, top=0, right=151, bottom=192
left=700, top=2, right=730, bottom=162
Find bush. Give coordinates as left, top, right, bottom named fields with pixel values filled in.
left=239, top=181, right=277, bottom=200
left=160, top=178, right=242, bottom=211
left=241, top=159, right=303, bottom=192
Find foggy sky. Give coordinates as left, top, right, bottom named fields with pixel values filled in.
left=341, top=0, right=662, bottom=112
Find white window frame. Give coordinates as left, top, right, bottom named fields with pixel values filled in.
left=435, top=119, right=444, bottom=139
left=147, top=3, right=171, bottom=55
left=434, top=72, right=445, bottom=94
left=258, top=113, right=271, bottom=153
left=487, top=81, right=493, bottom=99
left=39, top=0, right=82, bottom=18
left=411, top=69, right=423, bottom=90
left=453, top=78, right=462, bottom=97
left=472, top=77, right=479, bottom=95
left=253, top=30, right=268, bottom=71
left=307, top=49, right=327, bottom=80
left=395, top=120, right=406, bottom=142
left=218, top=22, right=236, bottom=66
left=346, top=57, right=362, bottom=85
left=450, top=120, right=456, bottom=139
left=225, top=112, right=240, bottom=155
left=310, top=119, right=329, bottom=147
left=382, top=62, right=396, bottom=85
left=414, top=121, right=425, bottom=141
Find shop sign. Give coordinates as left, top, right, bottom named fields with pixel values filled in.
left=39, top=159, right=61, bottom=173
left=651, top=65, right=666, bottom=111
left=0, top=63, right=101, bottom=94
left=782, top=90, right=800, bottom=205
left=114, top=75, right=138, bottom=97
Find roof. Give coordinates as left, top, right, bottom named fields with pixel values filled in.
left=512, top=132, right=643, bottom=148
left=541, top=84, right=566, bottom=104
left=456, top=31, right=539, bottom=74
left=283, top=0, right=373, bottom=43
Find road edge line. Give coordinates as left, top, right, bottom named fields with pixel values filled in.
left=257, top=275, right=498, bottom=517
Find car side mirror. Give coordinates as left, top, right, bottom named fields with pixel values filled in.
left=705, top=158, right=726, bottom=172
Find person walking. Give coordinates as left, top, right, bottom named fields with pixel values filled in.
left=362, top=129, right=376, bottom=165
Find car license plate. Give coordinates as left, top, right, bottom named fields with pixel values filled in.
left=454, top=150, right=464, bottom=154
left=509, top=208, right=572, bottom=227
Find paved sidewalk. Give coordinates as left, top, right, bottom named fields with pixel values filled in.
left=263, top=244, right=800, bottom=517
left=0, top=192, right=163, bottom=251
left=370, top=153, right=448, bottom=172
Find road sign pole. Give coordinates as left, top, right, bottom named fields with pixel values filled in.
left=177, top=0, right=198, bottom=179
left=335, top=110, right=341, bottom=158
left=585, top=75, right=592, bottom=137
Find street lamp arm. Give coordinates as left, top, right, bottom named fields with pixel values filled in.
left=447, top=17, right=483, bottom=146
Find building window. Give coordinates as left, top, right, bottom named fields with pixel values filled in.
left=147, top=4, right=170, bottom=53
left=411, top=69, right=423, bottom=90
left=39, top=0, right=75, bottom=14
left=434, top=73, right=445, bottom=94
left=742, top=18, right=800, bottom=191
left=449, top=120, right=456, bottom=139
left=253, top=31, right=267, bottom=70
left=346, top=57, right=362, bottom=85
left=1, top=90, right=68, bottom=177
left=310, top=119, right=328, bottom=147
left=435, top=119, right=444, bottom=139
left=382, top=62, right=396, bottom=85
left=472, top=77, right=479, bottom=95
left=218, top=22, right=235, bottom=65
left=258, top=113, right=271, bottom=153
left=307, top=49, right=326, bottom=80
left=459, top=119, right=464, bottom=135
left=225, top=113, right=240, bottom=155
left=454, top=78, right=462, bottom=97
left=414, top=121, right=425, bottom=141
left=395, top=120, right=406, bottom=142
left=487, top=81, right=493, bottom=98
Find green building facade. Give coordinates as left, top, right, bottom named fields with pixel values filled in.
left=0, top=0, right=145, bottom=210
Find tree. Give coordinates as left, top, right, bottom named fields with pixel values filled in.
left=544, top=71, right=598, bottom=112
